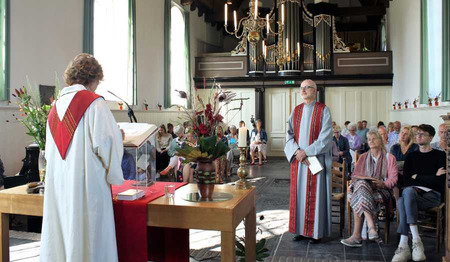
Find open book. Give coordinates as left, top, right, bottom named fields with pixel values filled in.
left=118, top=123, right=158, bottom=147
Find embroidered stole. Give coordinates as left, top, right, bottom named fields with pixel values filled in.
left=289, top=102, right=325, bottom=236
left=48, top=90, right=102, bottom=160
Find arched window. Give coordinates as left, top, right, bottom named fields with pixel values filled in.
left=93, top=0, right=136, bottom=104
left=169, top=3, right=190, bottom=107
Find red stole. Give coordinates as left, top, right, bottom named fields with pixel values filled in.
left=289, top=102, right=325, bottom=236
left=48, top=90, right=102, bottom=160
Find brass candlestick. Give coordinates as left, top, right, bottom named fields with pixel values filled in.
left=236, top=147, right=251, bottom=190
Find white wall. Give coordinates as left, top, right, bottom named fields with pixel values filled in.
left=0, top=0, right=222, bottom=176
left=326, top=86, right=392, bottom=129
left=387, top=0, right=447, bottom=133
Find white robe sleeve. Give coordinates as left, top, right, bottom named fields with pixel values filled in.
left=88, top=99, right=124, bottom=185
left=304, top=106, right=333, bottom=157
left=284, top=110, right=300, bottom=163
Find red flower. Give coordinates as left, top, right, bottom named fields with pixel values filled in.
left=198, top=124, right=209, bottom=136
left=214, top=114, right=224, bottom=122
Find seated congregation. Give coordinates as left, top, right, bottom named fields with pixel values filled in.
left=152, top=119, right=268, bottom=184
left=330, top=120, right=447, bottom=262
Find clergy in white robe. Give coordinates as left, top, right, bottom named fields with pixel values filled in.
left=40, top=54, right=124, bottom=262
left=284, top=79, right=333, bottom=241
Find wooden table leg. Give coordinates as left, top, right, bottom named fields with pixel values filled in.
left=0, top=213, right=9, bottom=262
left=245, top=207, right=256, bottom=262
left=221, top=231, right=235, bottom=262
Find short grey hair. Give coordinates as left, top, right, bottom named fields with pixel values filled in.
left=174, top=125, right=185, bottom=135
left=301, top=79, right=317, bottom=89
left=230, top=125, right=237, bottom=130
left=348, top=123, right=357, bottom=131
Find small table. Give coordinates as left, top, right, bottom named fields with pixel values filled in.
left=148, top=184, right=256, bottom=262
left=0, top=184, right=256, bottom=262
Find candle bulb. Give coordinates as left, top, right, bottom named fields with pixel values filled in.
left=234, top=11, right=237, bottom=31
left=266, top=14, right=269, bottom=34
left=281, top=4, right=285, bottom=25
left=286, top=38, right=289, bottom=54
left=262, top=41, right=266, bottom=58
left=238, top=127, right=248, bottom=147
left=224, top=4, right=228, bottom=26
left=255, top=0, right=258, bottom=19
left=297, top=42, right=300, bottom=57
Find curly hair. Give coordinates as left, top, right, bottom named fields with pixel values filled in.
left=64, top=53, right=104, bottom=86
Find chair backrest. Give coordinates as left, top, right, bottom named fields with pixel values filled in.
left=332, top=160, right=346, bottom=194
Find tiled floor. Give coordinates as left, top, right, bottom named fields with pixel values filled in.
left=189, top=158, right=446, bottom=262
left=8, top=158, right=447, bottom=261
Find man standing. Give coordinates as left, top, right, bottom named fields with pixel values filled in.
left=392, top=124, right=446, bottom=262
left=431, top=123, right=447, bottom=151
left=284, top=79, right=333, bottom=243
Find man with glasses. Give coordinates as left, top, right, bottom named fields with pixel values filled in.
left=285, top=79, right=333, bottom=244
left=392, top=124, right=446, bottom=262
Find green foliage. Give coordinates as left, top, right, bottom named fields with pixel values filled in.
left=176, top=135, right=230, bottom=163
left=235, top=238, right=270, bottom=261
left=14, top=88, right=51, bottom=150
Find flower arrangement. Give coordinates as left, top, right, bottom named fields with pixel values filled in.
left=393, top=103, right=396, bottom=110
left=10, top=80, right=58, bottom=150
left=397, top=102, right=402, bottom=110
left=404, top=99, right=409, bottom=109
left=174, top=81, right=242, bottom=163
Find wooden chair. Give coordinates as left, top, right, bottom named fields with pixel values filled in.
left=417, top=203, right=445, bottom=252
left=331, top=160, right=346, bottom=237
left=346, top=180, right=392, bottom=243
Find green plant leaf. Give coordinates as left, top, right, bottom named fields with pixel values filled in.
left=255, top=238, right=266, bottom=252
left=235, top=240, right=245, bottom=252
left=235, top=250, right=245, bottom=257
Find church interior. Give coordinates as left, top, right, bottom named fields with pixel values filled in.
left=0, top=0, right=450, bottom=261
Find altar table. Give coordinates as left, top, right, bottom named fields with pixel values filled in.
left=0, top=184, right=256, bottom=262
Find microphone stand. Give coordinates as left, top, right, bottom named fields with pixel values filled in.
left=107, top=91, right=137, bottom=123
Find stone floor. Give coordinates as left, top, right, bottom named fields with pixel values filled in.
left=8, top=158, right=446, bottom=261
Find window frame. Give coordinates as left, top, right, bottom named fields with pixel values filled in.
left=0, top=0, right=10, bottom=101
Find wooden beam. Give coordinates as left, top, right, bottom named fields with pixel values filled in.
left=334, top=6, right=386, bottom=16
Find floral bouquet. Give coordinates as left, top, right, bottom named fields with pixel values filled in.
left=173, top=80, right=241, bottom=163
left=9, top=77, right=60, bottom=150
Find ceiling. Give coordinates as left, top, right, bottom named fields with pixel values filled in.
left=181, top=0, right=393, bottom=32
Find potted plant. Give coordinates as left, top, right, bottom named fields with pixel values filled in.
left=11, top=78, right=60, bottom=183
left=413, top=98, right=418, bottom=108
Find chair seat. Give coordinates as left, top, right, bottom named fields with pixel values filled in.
left=429, top=203, right=445, bottom=213
left=332, top=193, right=344, bottom=201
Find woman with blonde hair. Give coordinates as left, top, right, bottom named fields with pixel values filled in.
left=341, top=130, right=398, bottom=247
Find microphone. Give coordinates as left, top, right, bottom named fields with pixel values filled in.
left=107, top=90, right=137, bottom=123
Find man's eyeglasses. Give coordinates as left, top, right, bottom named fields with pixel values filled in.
left=415, top=132, right=429, bottom=137
left=300, top=85, right=315, bottom=91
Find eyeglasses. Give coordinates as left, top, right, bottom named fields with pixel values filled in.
left=300, top=85, right=315, bottom=91
left=415, top=132, right=429, bottom=137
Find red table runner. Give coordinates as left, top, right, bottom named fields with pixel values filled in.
left=112, top=181, right=188, bottom=262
